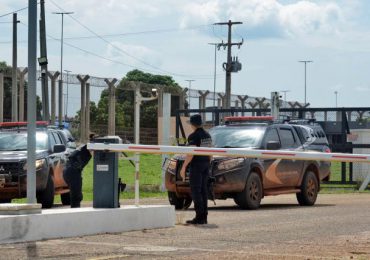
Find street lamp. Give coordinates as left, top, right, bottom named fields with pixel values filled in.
left=185, top=79, right=195, bottom=109
left=64, top=69, right=71, bottom=120
left=334, top=91, right=338, bottom=107
left=279, top=90, right=291, bottom=108
left=53, top=11, right=73, bottom=126
left=299, top=60, right=313, bottom=105
left=208, top=43, right=218, bottom=108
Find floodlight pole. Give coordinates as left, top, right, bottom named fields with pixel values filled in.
left=299, top=60, right=313, bottom=105
left=53, top=11, right=73, bottom=126
left=27, top=0, right=37, bottom=204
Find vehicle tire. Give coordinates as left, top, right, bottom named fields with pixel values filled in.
left=61, top=192, right=71, bottom=206
left=296, top=171, right=318, bottom=206
left=168, top=191, right=185, bottom=210
left=235, top=172, right=262, bottom=210
left=0, top=199, right=11, bottom=203
left=37, top=173, right=55, bottom=209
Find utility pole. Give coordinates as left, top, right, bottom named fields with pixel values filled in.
left=64, top=69, right=71, bottom=120
left=185, top=79, right=195, bottom=109
left=214, top=20, right=243, bottom=109
left=39, top=0, right=49, bottom=122
left=53, top=11, right=73, bottom=126
left=12, top=13, right=20, bottom=122
left=280, top=90, right=290, bottom=108
left=334, top=91, right=338, bottom=107
left=299, top=60, right=313, bottom=106
left=208, top=43, right=218, bottom=108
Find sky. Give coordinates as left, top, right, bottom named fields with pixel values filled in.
left=0, top=0, right=370, bottom=116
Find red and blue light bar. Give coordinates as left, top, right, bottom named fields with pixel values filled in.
left=224, top=116, right=274, bottom=123
left=0, top=121, right=49, bottom=128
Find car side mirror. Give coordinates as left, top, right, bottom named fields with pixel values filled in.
left=53, top=144, right=66, bottom=153
left=266, top=141, right=281, bottom=150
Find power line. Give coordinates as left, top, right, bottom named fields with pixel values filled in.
left=48, top=0, right=217, bottom=79
left=0, top=24, right=211, bottom=43
left=15, top=21, right=220, bottom=80
left=62, top=25, right=210, bottom=40
left=0, top=6, right=29, bottom=19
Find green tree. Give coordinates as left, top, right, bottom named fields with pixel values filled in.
left=92, top=69, right=182, bottom=128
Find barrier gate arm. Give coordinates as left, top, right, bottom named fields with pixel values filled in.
left=88, top=143, right=370, bottom=163
left=87, top=143, right=370, bottom=195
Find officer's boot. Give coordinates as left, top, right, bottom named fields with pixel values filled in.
left=186, top=212, right=206, bottom=225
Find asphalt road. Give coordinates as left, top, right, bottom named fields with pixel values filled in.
left=1, top=193, right=370, bottom=259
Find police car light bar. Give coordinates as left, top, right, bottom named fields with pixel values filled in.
left=224, top=116, right=274, bottom=123
left=0, top=121, right=49, bottom=128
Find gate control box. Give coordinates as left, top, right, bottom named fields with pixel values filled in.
left=92, top=136, right=122, bottom=208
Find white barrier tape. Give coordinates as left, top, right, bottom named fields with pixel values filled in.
left=87, top=143, right=370, bottom=163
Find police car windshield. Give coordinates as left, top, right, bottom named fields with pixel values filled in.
left=0, top=132, right=48, bottom=151
left=209, top=127, right=265, bottom=148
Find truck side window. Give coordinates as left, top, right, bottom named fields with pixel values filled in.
left=52, top=132, right=63, bottom=145
left=49, top=132, right=56, bottom=150
left=279, top=128, right=296, bottom=148
left=264, top=129, right=280, bottom=148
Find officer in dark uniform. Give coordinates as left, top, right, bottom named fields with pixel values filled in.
left=180, top=114, right=212, bottom=224
left=63, top=144, right=92, bottom=208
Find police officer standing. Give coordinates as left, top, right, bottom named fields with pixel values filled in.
left=180, top=114, right=212, bottom=224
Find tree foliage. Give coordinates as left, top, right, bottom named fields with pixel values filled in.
left=90, top=69, right=182, bottom=128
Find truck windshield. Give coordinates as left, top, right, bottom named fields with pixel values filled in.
left=0, top=132, right=48, bottom=151
left=209, top=127, right=265, bottom=148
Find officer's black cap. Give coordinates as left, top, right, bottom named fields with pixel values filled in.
left=189, top=114, right=202, bottom=126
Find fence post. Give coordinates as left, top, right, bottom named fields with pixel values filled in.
left=180, top=88, right=188, bottom=109
left=198, top=90, right=209, bottom=120
left=17, top=68, right=28, bottom=121
left=85, top=83, right=90, bottom=140
left=77, top=75, right=90, bottom=143
left=237, top=95, right=248, bottom=116
left=47, top=71, right=60, bottom=125
left=104, top=78, right=118, bottom=136
left=161, top=93, right=171, bottom=191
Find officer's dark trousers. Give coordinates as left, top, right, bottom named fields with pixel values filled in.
left=63, top=167, right=83, bottom=208
left=189, top=162, right=209, bottom=219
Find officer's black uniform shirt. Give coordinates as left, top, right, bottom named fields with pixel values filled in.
left=187, top=127, right=212, bottom=163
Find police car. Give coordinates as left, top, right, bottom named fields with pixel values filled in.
left=0, top=122, right=71, bottom=208
left=164, top=116, right=331, bottom=210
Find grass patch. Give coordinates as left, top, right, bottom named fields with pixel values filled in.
left=81, top=153, right=164, bottom=201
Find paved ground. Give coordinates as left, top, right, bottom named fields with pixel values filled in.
left=1, top=193, right=370, bottom=259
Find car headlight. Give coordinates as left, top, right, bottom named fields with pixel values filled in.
left=23, top=159, right=46, bottom=171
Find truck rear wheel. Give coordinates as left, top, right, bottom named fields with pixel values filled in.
left=296, top=171, right=318, bottom=206
left=235, top=172, right=262, bottom=210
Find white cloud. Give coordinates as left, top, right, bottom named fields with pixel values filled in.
left=355, top=86, right=370, bottom=92
left=105, top=42, right=162, bottom=69
left=179, top=1, right=221, bottom=28
left=180, top=0, right=344, bottom=39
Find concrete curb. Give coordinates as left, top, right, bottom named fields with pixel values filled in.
left=0, top=205, right=175, bottom=244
